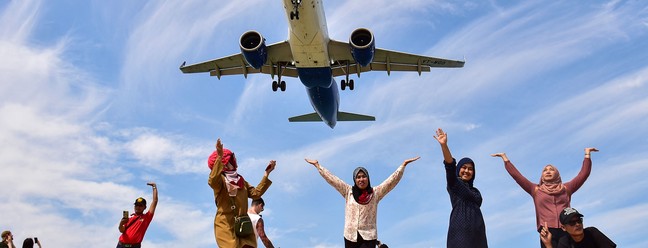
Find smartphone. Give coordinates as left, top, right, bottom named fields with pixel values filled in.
left=123, top=210, right=129, bottom=218
left=34, top=237, right=38, bottom=243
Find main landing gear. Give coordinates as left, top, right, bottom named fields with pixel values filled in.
left=340, top=60, right=355, bottom=91
left=272, top=62, right=286, bottom=92
left=290, top=0, right=301, bottom=20
left=272, top=80, right=286, bottom=92
left=340, top=79, right=354, bottom=91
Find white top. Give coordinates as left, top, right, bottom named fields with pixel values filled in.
left=248, top=212, right=261, bottom=240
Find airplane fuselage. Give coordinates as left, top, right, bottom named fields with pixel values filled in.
left=282, top=0, right=339, bottom=128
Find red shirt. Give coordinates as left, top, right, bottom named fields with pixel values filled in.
left=119, top=211, right=154, bottom=244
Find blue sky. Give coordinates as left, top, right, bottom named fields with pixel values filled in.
left=1, top=0, right=647, bottom=247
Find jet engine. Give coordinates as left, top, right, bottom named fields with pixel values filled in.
left=239, top=30, right=268, bottom=69
left=349, top=28, right=375, bottom=67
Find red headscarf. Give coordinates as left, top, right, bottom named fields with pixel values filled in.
left=208, top=148, right=244, bottom=189
left=208, top=148, right=238, bottom=171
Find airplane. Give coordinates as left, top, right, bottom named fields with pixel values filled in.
left=179, top=0, right=465, bottom=128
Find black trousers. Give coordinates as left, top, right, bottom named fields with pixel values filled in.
left=344, top=232, right=377, bottom=248
left=116, top=242, right=141, bottom=248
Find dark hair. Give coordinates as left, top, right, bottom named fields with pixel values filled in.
left=22, top=238, right=34, bottom=248
left=251, top=198, right=265, bottom=206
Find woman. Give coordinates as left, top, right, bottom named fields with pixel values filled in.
left=491, top=147, right=598, bottom=248
left=208, top=138, right=276, bottom=248
left=304, top=156, right=420, bottom=248
left=433, top=128, right=488, bottom=248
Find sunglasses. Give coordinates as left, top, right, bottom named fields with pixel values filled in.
left=566, top=218, right=583, bottom=226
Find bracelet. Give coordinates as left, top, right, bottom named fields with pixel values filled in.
left=585, top=154, right=590, bottom=156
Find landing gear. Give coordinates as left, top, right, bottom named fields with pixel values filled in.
left=290, top=0, right=301, bottom=20
left=339, top=60, right=355, bottom=91
left=272, top=80, right=286, bottom=92
left=272, top=62, right=287, bottom=92
left=340, top=79, right=354, bottom=91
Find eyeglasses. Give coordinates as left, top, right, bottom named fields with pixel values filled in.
left=566, top=218, right=583, bottom=226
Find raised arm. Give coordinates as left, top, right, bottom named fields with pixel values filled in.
left=564, top=148, right=597, bottom=193
left=374, top=156, right=420, bottom=201
left=433, top=128, right=453, bottom=164
left=305, top=158, right=349, bottom=197
left=208, top=139, right=225, bottom=192
left=256, top=218, right=275, bottom=248
left=147, top=182, right=158, bottom=214
left=491, top=152, right=536, bottom=195
left=246, top=160, right=275, bottom=199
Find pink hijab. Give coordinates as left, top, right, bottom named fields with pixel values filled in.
left=537, top=164, right=565, bottom=195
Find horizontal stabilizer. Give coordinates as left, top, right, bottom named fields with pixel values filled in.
left=288, top=113, right=322, bottom=122
left=288, top=112, right=375, bottom=122
left=337, top=111, right=375, bottom=121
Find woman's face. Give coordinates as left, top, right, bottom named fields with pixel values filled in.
left=459, top=163, right=474, bottom=182
left=542, top=165, right=557, bottom=181
left=355, top=171, right=369, bottom=189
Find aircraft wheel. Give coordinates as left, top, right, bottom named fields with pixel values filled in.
left=341, top=80, right=346, bottom=91
left=290, top=12, right=295, bottom=20
left=349, top=79, right=355, bottom=91
left=272, top=81, right=278, bottom=92
left=280, top=81, right=286, bottom=91
left=295, top=12, right=299, bottom=20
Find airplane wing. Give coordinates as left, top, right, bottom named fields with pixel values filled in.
left=179, top=41, right=298, bottom=79
left=327, top=39, right=465, bottom=77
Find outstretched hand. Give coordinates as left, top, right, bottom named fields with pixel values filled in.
left=305, top=158, right=319, bottom=168
left=585, top=147, right=599, bottom=155
left=433, top=128, right=447, bottom=145
left=265, top=160, right=276, bottom=174
left=147, top=182, right=157, bottom=188
left=215, top=138, right=223, bottom=157
left=490, top=153, right=509, bottom=162
left=403, top=156, right=421, bottom=166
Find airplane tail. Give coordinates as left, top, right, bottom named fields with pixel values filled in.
left=288, top=112, right=375, bottom=122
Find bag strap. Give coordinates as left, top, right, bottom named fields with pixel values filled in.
left=123, top=215, right=141, bottom=231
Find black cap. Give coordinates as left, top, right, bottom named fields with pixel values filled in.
left=134, top=197, right=147, bottom=206
left=560, top=207, right=584, bottom=225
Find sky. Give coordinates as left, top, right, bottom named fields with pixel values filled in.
left=1, top=0, right=647, bottom=247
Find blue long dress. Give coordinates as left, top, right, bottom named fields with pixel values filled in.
left=445, top=157, right=488, bottom=248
